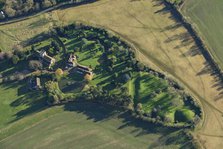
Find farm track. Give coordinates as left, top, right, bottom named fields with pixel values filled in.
left=123, top=9, right=176, bottom=74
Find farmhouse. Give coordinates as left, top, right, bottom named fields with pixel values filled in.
left=37, top=50, right=56, bottom=68
left=66, top=53, right=93, bottom=76
left=67, top=53, right=77, bottom=67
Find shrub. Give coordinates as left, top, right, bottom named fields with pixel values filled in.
left=136, top=62, right=145, bottom=71
left=121, top=73, right=131, bottom=83
left=84, top=73, right=93, bottom=81
left=15, top=73, right=25, bottom=81
left=170, top=97, right=184, bottom=107
left=0, top=52, right=5, bottom=60
left=42, top=0, right=54, bottom=8
left=164, top=116, right=173, bottom=123
left=45, top=81, right=65, bottom=104
left=4, top=51, right=13, bottom=59
left=29, top=60, right=43, bottom=70
left=9, top=75, right=15, bottom=81
left=3, top=77, right=8, bottom=82
left=12, top=55, right=20, bottom=64
left=136, top=103, right=143, bottom=112
left=55, top=68, right=64, bottom=76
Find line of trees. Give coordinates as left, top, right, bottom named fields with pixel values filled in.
left=0, top=45, right=29, bottom=64
left=1, top=0, right=56, bottom=18
left=0, top=0, right=92, bottom=19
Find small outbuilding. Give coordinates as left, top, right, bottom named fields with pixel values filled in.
left=29, top=77, right=42, bottom=90
left=0, top=11, right=5, bottom=19
left=76, top=64, right=93, bottom=75
left=67, top=53, right=77, bottom=67
left=37, top=50, right=56, bottom=68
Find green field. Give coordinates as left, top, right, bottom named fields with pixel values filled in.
left=0, top=102, right=195, bottom=149
left=0, top=60, right=46, bottom=130
left=182, top=0, right=223, bottom=68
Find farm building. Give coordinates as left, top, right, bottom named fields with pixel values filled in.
left=29, top=77, right=42, bottom=90
left=0, top=11, right=5, bottom=19
left=76, top=64, right=93, bottom=75
left=37, top=50, right=56, bottom=68
left=67, top=53, right=77, bottom=67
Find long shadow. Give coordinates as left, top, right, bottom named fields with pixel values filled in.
left=154, top=6, right=170, bottom=15
left=153, top=0, right=223, bottom=97
left=6, top=81, right=47, bottom=124
left=9, top=95, right=46, bottom=123
left=21, top=32, right=51, bottom=47
left=28, top=18, right=50, bottom=29
left=181, top=45, right=201, bottom=57
left=63, top=102, right=194, bottom=148
left=162, top=23, right=181, bottom=31
left=197, top=62, right=223, bottom=95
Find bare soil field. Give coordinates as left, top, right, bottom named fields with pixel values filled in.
left=1, top=0, right=223, bottom=148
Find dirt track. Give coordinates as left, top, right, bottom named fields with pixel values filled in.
left=1, top=0, right=223, bottom=148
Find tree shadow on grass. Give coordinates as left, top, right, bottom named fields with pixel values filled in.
left=154, top=5, right=170, bottom=15
left=28, top=18, right=50, bottom=29
left=7, top=82, right=47, bottom=124
left=63, top=102, right=193, bottom=148
left=63, top=102, right=117, bottom=122
left=10, top=95, right=46, bottom=122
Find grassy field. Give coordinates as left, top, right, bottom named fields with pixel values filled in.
left=181, top=0, right=223, bottom=69
left=0, top=59, right=47, bottom=130
left=0, top=102, right=195, bottom=149
left=0, top=0, right=223, bottom=148
left=0, top=80, right=195, bottom=148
